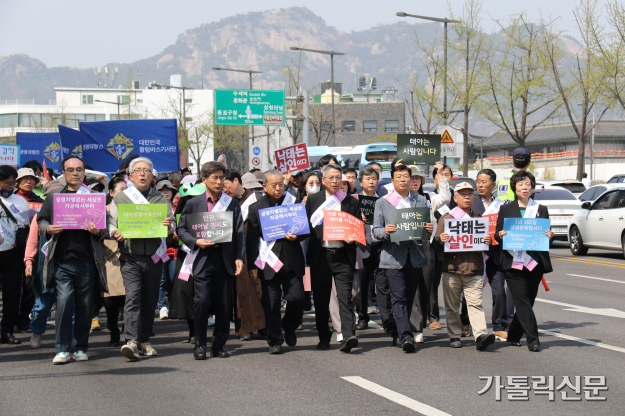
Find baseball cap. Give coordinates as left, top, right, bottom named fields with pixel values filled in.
left=454, top=182, right=475, bottom=192
left=512, top=147, right=531, bottom=166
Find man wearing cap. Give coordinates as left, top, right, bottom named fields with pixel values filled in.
left=108, top=157, right=176, bottom=360
left=181, top=167, right=192, bottom=177
left=224, top=169, right=266, bottom=341
left=498, top=147, right=531, bottom=203
left=433, top=181, right=496, bottom=351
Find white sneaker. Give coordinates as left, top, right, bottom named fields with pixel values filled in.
left=73, top=351, right=88, bottom=362
left=121, top=341, right=140, bottom=360
left=207, top=316, right=215, bottom=327
left=53, top=352, right=71, bottom=364
left=159, top=307, right=169, bottom=320
left=30, top=333, right=42, bottom=349
left=336, top=333, right=344, bottom=342
left=140, top=342, right=158, bottom=356
left=415, top=332, right=425, bottom=343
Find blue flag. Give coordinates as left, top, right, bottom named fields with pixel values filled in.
left=16, top=132, right=63, bottom=171
left=58, top=125, right=83, bottom=159
left=80, top=119, right=180, bottom=173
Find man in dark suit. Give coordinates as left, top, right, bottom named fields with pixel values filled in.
left=178, top=161, right=245, bottom=360
left=472, top=169, right=514, bottom=341
left=247, top=169, right=306, bottom=354
left=305, top=163, right=360, bottom=353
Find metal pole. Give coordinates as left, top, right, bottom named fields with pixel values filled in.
left=331, top=54, right=336, bottom=147
left=249, top=72, right=253, bottom=90
left=591, top=107, right=595, bottom=181
left=303, top=90, right=310, bottom=147
left=444, top=22, right=448, bottom=124
left=480, top=139, right=483, bottom=170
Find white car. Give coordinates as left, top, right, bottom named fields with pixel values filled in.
left=578, top=183, right=623, bottom=203
left=568, top=184, right=625, bottom=257
left=536, top=180, right=587, bottom=198
left=531, top=186, right=582, bottom=241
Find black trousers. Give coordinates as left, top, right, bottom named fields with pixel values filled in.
left=410, top=265, right=429, bottom=332
left=260, top=270, right=304, bottom=347
left=120, top=254, right=161, bottom=343
left=193, top=248, right=232, bottom=348
left=357, top=252, right=379, bottom=322
left=385, top=263, right=421, bottom=343
left=18, top=272, right=35, bottom=328
left=505, top=264, right=544, bottom=348
left=428, top=257, right=443, bottom=323
left=375, top=267, right=394, bottom=332
left=0, top=247, right=23, bottom=334
left=92, top=288, right=104, bottom=319
left=487, top=264, right=515, bottom=331
left=310, top=248, right=355, bottom=342
left=104, top=296, right=125, bottom=342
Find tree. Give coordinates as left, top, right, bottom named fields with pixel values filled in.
left=542, top=0, right=613, bottom=180
left=480, top=14, right=561, bottom=148
left=593, top=0, right=625, bottom=112
left=447, top=0, right=493, bottom=176
left=367, top=132, right=397, bottom=144
left=305, top=103, right=337, bottom=146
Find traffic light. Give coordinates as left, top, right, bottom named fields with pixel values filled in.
left=357, top=76, right=367, bottom=91
left=369, top=77, right=377, bottom=90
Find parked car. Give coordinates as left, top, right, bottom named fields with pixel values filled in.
left=606, top=174, right=625, bottom=184
left=531, top=186, right=582, bottom=241
left=568, top=184, right=625, bottom=257
left=536, top=180, right=586, bottom=197
left=579, top=184, right=624, bottom=202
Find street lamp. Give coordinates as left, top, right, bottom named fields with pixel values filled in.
left=94, top=99, right=123, bottom=117
left=212, top=67, right=262, bottom=90
left=290, top=46, right=345, bottom=146
left=396, top=12, right=460, bottom=123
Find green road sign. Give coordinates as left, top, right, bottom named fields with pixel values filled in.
left=215, top=89, right=285, bottom=126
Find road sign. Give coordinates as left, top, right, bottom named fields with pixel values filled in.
left=253, top=146, right=261, bottom=155
left=215, top=89, right=285, bottom=126
left=252, top=157, right=261, bottom=166
left=441, top=130, right=454, bottom=143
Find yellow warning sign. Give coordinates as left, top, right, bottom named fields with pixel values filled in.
left=441, top=130, right=454, bottom=144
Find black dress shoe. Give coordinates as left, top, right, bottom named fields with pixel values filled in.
left=285, top=331, right=297, bottom=347
left=1, top=332, right=21, bottom=345
left=257, top=328, right=267, bottom=337
left=194, top=345, right=207, bottom=360
left=356, top=320, right=368, bottom=330
left=449, top=338, right=462, bottom=348
left=510, top=341, right=523, bottom=347
left=109, top=339, right=120, bottom=347
left=402, top=340, right=416, bottom=353
left=317, top=340, right=331, bottom=350
left=210, top=347, right=230, bottom=358
left=476, top=333, right=496, bottom=351
left=339, top=336, right=358, bottom=353
left=391, top=336, right=398, bottom=347
left=239, top=333, right=252, bottom=341
left=528, top=345, right=541, bottom=352
left=268, top=345, right=283, bottom=354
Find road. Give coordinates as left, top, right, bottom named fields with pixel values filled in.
left=1, top=242, right=624, bottom=415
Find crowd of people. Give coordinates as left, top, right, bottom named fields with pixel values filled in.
left=0, top=146, right=554, bottom=363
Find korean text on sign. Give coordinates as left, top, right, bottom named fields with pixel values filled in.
left=478, top=375, right=607, bottom=402
left=275, top=143, right=310, bottom=174
left=53, top=193, right=107, bottom=230
left=322, top=211, right=366, bottom=246
left=444, top=217, right=489, bottom=252
left=396, top=133, right=441, bottom=165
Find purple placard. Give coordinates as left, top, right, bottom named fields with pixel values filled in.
left=53, top=193, right=107, bottom=230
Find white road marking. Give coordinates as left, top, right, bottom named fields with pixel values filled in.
left=535, top=298, right=625, bottom=319
left=342, top=376, right=452, bottom=416
left=566, top=273, right=625, bottom=285
left=539, top=330, right=625, bottom=354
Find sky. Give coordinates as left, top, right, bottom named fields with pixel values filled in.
left=0, top=0, right=609, bottom=68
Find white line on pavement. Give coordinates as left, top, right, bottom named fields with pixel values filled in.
left=538, top=330, right=625, bottom=354
left=342, top=376, right=453, bottom=416
left=566, top=273, right=625, bottom=284
left=535, top=298, right=625, bottom=319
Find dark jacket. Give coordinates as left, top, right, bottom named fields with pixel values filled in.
left=246, top=194, right=306, bottom=280
left=494, top=200, right=553, bottom=273
left=471, top=195, right=502, bottom=267
left=305, top=190, right=360, bottom=268
left=177, top=192, right=245, bottom=276
left=433, top=211, right=485, bottom=276
left=37, top=185, right=108, bottom=293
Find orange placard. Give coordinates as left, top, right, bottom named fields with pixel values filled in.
left=28, top=202, right=43, bottom=211
left=485, top=213, right=498, bottom=245
left=322, top=211, right=366, bottom=246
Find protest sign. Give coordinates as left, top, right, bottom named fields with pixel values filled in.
left=275, top=143, right=310, bottom=174
left=117, top=204, right=167, bottom=238
left=259, top=203, right=310, bottom=242
left=387, top=207, right=430, bottom=242
left=28, top=201, right=43, bottom=212
left=185, top=211, right=233, bottom=244
left=322, top=211, right=366, bottom=245
left=53, top=193, right=106, bottom=230
left=0, top=144, right=20, bottom=166
left=503, top=218, right=551, bottom=252
left=485, top=213, right=499, bottom=245
left=444, top=217, right=489, bottom=252
left=397, top=134, right=441, bottom=165
left=358, top=195, right=378, bottom=225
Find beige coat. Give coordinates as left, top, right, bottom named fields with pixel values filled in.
left=103, top=204, right=125, bottom=297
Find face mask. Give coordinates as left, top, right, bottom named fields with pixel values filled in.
left=306, top=184, right=320, bottom=194
left=0, top=188, right=12, bottom=198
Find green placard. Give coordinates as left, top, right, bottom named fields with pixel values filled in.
left=397, top=134, right=441, bottom=165
left=388, top=207, right=431, bottom=242
left=118, top=204, right=168, bottom=238
left=215, top=89, right=285, bottom=126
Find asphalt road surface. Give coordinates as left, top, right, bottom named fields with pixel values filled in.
left=1, top=241, right=624, bottom=415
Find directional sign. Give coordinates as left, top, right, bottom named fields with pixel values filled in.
left=253, top=146, right=261, bottom=155
left=215, top=89, right=285, bottom=126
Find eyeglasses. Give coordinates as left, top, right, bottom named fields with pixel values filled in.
left=63, top=168, right=85, bottom=174
left=132, top=168, right=152, bottom=175
left=456, top=193, right=474, bottom=199
left=325, top=176, right=342, bottom=182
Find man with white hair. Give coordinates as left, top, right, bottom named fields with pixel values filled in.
left=108, top=157, right=176, bottom=360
